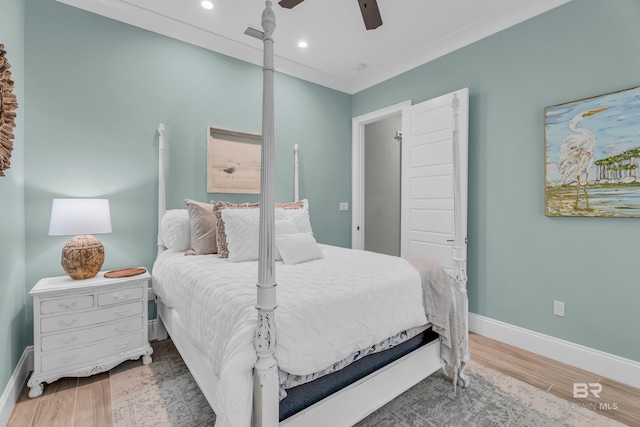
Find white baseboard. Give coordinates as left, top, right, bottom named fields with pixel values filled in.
left=148, top=318, right=159, bottom=341
left=0, top=345, right=33, bottom=427
left=469, top=313, right=640, bottom=389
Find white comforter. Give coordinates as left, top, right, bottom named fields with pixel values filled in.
left=152, top=245, right=428, bottom=427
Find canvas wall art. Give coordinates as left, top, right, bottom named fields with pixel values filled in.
left=207, top=127, right=261, bottom=194
left=544, top=86, right=640, bottom=217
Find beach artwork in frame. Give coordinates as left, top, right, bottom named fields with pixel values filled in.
left=545, top=86, right=640, bottom=217
left=207, top=127, right=261, bottom=194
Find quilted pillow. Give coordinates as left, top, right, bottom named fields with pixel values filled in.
left=275, top=199, right=312, bottom=234
left=221, top=209, right=259, bottom=262
left=214, top=200, right=306, bottom=258
left=213, top=201, right=260, bottom=258
left=275, top=233, right=324, bottom=265
left=184, top=199, right=217, bottom=255
left=160, top=209, right=190, bottom=252
left=221, top=209, right=301, bottom=262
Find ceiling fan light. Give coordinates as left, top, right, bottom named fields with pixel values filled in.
left=201, top=1, right=214, bottom=10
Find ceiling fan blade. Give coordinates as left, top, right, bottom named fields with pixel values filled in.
left=357, top=0, right=383, bottom=30
left=279, top=0, right=305, bottom=9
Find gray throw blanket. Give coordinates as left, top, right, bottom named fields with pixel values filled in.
left=406, top=257, right=470, bottom=389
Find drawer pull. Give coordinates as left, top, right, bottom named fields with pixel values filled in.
left=113, top=291, right=131, bottom=301
left=60, top=336, right=77, bottom=345
left=116, top=341, right=130, bottom=350
left=114, top=308, right=130, bottom=317
left=58, top=301, right=77, bottom=310
left=58, top=318, right=77, bottom=328
left=116, top=324, right=130, bottom=333
left=59, top=355, right=76, bottom=365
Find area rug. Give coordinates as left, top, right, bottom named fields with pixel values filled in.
left=110, top=340, right=622, bottom=427
left=110, top=340, right=216, bottom=427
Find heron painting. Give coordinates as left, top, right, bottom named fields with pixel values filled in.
left=545, top=86, right=640, bottom=217
left=207, top=127, right=261, bottom=194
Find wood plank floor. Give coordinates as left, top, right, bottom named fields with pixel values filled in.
left=8, top=334, right=640, bottom=426
left=469, top=334, right=640, bottom=426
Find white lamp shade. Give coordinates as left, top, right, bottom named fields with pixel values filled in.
left=48, top=199, right=112, bottom=236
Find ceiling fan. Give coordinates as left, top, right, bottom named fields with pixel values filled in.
left=278, top=0, right=383, bottom=30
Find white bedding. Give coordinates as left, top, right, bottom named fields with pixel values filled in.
left=152, top=244, right=428, bottom=427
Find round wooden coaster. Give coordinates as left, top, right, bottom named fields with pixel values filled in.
left=104, top=267, right=147, bottom=278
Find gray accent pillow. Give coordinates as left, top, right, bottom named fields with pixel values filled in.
left=184, top=199, right=218, bottom=255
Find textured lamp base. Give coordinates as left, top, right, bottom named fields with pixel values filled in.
left=61, top=234, right=105, bottom=280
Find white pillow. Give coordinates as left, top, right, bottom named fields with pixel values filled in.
left=160, top=209, right=191, bottom=252
left=274, top=219, right=299, bottom=260
left=222, top=210, right=302, bottom=262
left=275, top=233, right=324, bottom=265
left=222, top=209, right=260, bottom=262
left=275, top=199, right=312, bottom=234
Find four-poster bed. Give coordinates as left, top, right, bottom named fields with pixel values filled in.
left=151, top=2, right=470, bottom=426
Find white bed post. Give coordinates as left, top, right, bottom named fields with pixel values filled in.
left=293, top=144, right=299, bottom=202
left=156, top=122, right=169, bottom=342
left=451, top=94, right=471, bottom=387
left=254, top=2, right=279, bottom=426
left=157, top=122, right=166, bottom=255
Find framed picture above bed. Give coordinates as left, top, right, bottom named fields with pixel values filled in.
left=544, top=85, right=640, bottom=217
left=207, top=126, right=261, bottom=194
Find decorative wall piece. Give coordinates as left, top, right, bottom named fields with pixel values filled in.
left=0, top=44, right=19, bottom=177
left=545, top=86, right=640, bottom=217
left=207, top=127, right=261, bottom=194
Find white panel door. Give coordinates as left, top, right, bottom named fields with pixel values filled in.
left=401, top=88, right=468, bottom=277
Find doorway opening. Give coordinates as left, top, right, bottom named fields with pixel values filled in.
left=363, top=115, right=402, bottom=256
left=351, top=101, right=411, bottom=251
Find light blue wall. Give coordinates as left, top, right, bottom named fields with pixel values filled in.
left=23, top=0, right=351, bottom=346
left=0, top=0, right=26, bottom=402
left=353, top=0, right=640, bottom=361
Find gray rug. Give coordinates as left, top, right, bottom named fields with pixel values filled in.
left=111, top=340, right=217, bottom=426
left=110, top=340, right=622, bottom=427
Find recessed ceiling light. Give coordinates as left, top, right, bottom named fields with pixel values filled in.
left=201, top=1, right=214, bottom=10
left=298, top=41, right=308, bottom=48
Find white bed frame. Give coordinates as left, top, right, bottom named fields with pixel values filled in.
left=153, top=2, right=468, bottom=426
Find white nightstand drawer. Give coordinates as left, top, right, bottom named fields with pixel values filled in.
left=40, top=295, right=94, bottom=315
left=41, top=301, right=143, bottom=333
left=97, top=285, right=143, bottom=306
left=41, top=332, right=144, bottom=372
left=41, top=317, right=144, bottom=352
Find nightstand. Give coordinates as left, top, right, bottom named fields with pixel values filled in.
left=27, top=270, right=153, bottom=398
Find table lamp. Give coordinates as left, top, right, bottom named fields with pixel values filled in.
left=48, top=198, right=112, bottom=280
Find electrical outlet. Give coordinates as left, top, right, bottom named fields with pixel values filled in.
left=553, top=300, right=565, bottom=317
